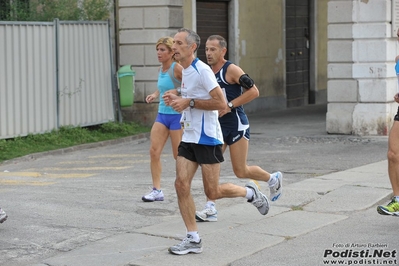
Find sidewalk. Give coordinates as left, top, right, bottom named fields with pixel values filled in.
left=1, top=104, right=395, bottom=266
left=36, top=161, right=392, bottom=266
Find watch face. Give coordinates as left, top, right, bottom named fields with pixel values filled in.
left=190, top=99, right=194, bottom=107
left=228, top=102, right=233, bottom=108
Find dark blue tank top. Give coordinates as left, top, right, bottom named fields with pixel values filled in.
left=216, top=61, right=249, bottom=130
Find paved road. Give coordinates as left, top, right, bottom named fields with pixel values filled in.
left=0, top=104, right=397, bottom=266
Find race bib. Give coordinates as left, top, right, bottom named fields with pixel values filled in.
left=180, top=109, right=193, bottom=130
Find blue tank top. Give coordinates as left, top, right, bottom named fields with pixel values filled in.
left=216, top=61, right=249, bottom=130
left=158, top=62, right=181, bottom=114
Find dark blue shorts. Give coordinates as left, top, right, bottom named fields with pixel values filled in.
left=155, top=113, right=182, bottom=130
left=222, top=127, right=250, bottom=145
left=395, top=107, right=399, bottom=121
left=178, top=142, right=224, bottom=164
left=219, top=109, right=250, bottom=145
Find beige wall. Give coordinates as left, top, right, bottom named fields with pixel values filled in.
left=327, top=0, right=396, bottom=135
left=119, top=0, right=329, bottom=126
left=180, top=0, right=329, bottom=109
left=236, top=0, right=328, bottom=106
left=182, top=0, right=193, bottom=29
left=182, top=0, right=286, bottom=111
left=237, top=0, right=285, bottom=100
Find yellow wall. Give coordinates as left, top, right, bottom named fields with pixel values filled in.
left=183, top=0, right=193, bottom=29
left=237, top=0, right=285, bottom=98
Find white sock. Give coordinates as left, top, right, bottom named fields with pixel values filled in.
left=394, top=196, right=399, bottom=202
left=206, top=201, right=215, bottom=209
left=268, top=173, right=277, bottom=187
left=245, top=187, right=254, bottom=200
left=187, top=231, right=200, bottom=242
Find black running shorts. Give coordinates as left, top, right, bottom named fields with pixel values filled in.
left=395, top=107, right=399, bottom=121
left=178, top=142, right=224, bottom=164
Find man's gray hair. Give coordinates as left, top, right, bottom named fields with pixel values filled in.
left=207, top=35, right=227, bottom=49
left=177, top=28, right=201, bottom=53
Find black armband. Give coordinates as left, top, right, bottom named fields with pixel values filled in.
left=239, top=74, right=254, bottom=89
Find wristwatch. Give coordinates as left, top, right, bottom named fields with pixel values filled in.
left=189, top=99, right=195, bottom=108
left=227, top=102, right=234, bottom=109
left=176, top=87, right=181, bottom=95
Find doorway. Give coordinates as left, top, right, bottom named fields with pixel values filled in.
left=196, top=0, right=229, bottom=63
left=285, top=0, right=310, bottom=107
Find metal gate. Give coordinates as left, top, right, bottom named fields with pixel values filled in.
left=0, top=20, right=115, bottom=140
left=285, top=0, right=310, bottom=107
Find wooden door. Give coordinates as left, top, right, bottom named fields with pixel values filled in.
left=196, top=0, right=229, bottom=63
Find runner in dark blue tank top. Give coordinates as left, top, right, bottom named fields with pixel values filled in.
left=195, top=35, right=284, bottom=222
left=216, top=61, right=251, bottom=144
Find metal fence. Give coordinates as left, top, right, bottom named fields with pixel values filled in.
left=0, top=20, right=115, bottom=140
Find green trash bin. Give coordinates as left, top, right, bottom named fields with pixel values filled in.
left=118, top=65, right=135, bottom=107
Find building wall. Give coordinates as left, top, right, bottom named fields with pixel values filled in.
left=327, top=0, right=398, bottom=135
left=186, top=0, right=328, bottom=110
left=182, top=0, right=287, bottom=112
left=237, top=0, right=286, bottom=111
left=117, top=0, right=184, bottom=126
left=117, top=0, right=328, bottom=127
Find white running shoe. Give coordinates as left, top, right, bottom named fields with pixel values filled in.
left=142, top=187, right=164, bottom=202
left=195, top=206, right=218, bottom=222
left=246, top=181, right=270, bottom=215
left=0, top=208, right=8, bottom=223
left=168, top=234, right=203, bottom=255
left=269, top=171, right=283, bottom=201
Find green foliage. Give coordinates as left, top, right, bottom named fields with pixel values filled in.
left=99, top=122, right=145, bottom=135
left=31, top=0, right=81, bottom=21
left=0, top=122, right=150, bottom=163
left=81, top=0, right=112, bottom=20
left=0, top=0, right=113, bottom=21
